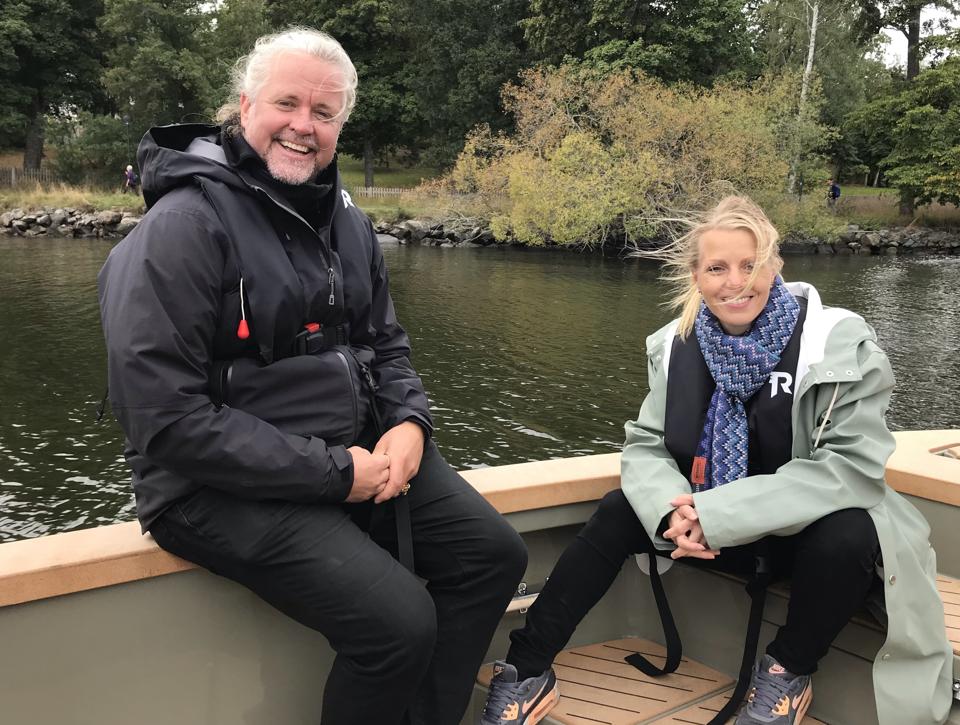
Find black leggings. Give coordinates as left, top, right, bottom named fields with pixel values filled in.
left=507, top=489, right=880, bottom=678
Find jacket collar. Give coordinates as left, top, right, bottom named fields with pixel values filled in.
left=788, top=281, right=867, bottom=392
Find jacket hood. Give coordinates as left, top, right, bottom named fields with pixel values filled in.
left=137, top=123, right=248, bottom=209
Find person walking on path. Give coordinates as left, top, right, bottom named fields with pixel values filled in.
left=826, top=179, right=840, bottom=210
left=122, top=164, right=139, bottom=194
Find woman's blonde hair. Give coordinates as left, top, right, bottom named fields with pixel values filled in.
left=646, top=195, right=784, bottom=338
left=216, top=27, right=358, bottom=129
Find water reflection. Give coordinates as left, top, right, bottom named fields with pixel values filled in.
left=0, top=238, right=957, bottom=542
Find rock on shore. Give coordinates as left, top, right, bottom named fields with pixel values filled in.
left=0, top=207, right=142, bottom=239
left=3, top=207, right=959, bottom=255
left=780, top=225, right=960, bottom=255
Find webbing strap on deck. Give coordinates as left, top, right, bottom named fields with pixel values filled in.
left=625, top=547, right=771, bottom=724
left=707, top=572, right=770, bottom=724
left=624, top=556, right=682, bottom=676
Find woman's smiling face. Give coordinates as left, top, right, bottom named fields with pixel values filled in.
left=692, top=227, right=776, bottom=336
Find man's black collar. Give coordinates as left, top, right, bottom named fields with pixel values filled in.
left=221, top=130, right=337, bottom=230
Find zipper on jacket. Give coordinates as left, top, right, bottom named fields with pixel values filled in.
left=346, top=348, right=385, bottom=435
left=335, top=350, right=360, bottom=442
left=243, top=181, right=344, bottom=320
left=244, top=181, right=334, bottom=262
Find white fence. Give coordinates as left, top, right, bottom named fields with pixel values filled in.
left=0, top=171, right=429, bottom=198
left=0, top=167, right=60, bottom=187
left=350, top=186, right=418, bottom=199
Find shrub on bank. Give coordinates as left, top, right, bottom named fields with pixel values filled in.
left=446, top=66, right=832, bottom=248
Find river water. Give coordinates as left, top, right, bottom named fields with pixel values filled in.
left=1, top=238, right=958, bottom=542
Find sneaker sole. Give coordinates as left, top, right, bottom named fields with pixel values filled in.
left=525, top=683, right=559, bottom=725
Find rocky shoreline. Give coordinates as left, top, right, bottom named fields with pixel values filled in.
left=0, top=208, right=138, bottom=238
left=2, top=207, right=959, bottom=255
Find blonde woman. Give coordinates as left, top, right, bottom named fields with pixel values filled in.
left=479, top=196, right=952, bottom=725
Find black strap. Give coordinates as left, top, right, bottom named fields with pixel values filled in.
left=358, top=357, right=415, bottom=575
left=394, top=493, right=415, bottom=573
left=624, top=554, right=682, bottom=676
left=625, top=547, right=772, bottom=725
left=95, top=387, right=109, bottom=422
left=707, top=556, right=771, bottom=725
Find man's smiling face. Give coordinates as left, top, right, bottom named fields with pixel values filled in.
left=239, top=52, right=346, bottom=185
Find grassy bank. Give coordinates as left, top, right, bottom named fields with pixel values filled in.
left=337, top=156, right=440, bottom=190
left=0, top=181, right=476, bottom=225
left=0, top=154, right=443, bottom=220
left=0, top=183, right=146, bottom=215
left=3, top=179, right=957, bottom=237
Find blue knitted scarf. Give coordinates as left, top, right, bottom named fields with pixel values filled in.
left=691, top=276, right=800, bottom=491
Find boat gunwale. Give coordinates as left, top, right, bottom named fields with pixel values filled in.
left=1, top=431, right=957, bottom=609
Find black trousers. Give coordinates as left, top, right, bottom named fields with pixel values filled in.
left=507, top=489, right=880, bottom=678
left=151, top=440, right=527, bottom=725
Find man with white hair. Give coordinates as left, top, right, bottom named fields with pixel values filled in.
left=98, top=27, right=526, bottom=725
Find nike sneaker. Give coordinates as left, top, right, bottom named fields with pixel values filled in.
left=735, top=654, right=813, bottom=724
left=479, top=660, right=559, bottom=725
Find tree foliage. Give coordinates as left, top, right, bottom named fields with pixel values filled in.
left=400, top=0, right=529, bottom=165
left=522, top=0, right=756, bottom=84
left=846, top=54, right=960, bottom=205
left=0, top=0, right=105, bottom=167
left=48, top=112, right=130, bottom=186
left=14, top=0, right=955, bottom=207
left=448, top=67, right=826, bottom=247
left=99, top=0, right=215, bottom=132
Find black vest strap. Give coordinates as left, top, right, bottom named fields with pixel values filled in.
left=625, top=547, right=773, bottom=723
left=624, top=556, right=682, bottom=676
left=707, top=547, right=772, bottom=724
left=348, top=348, right=415, bottom=574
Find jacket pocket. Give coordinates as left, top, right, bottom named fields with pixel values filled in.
left=213, top=347, right=371, bottom=445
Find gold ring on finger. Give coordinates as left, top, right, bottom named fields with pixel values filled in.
left=400, top=483, right=411, bottom=496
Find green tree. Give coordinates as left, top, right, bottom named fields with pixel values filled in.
left=758, top=1, right=879, bottom=124
left=521, top=0, right=595, bottom=66
left=400, top=0, right=529, bottom=165
left=48, top=112, right=130, bottom=186
left=521, top=0, right=756, bottom=84
left=853, top=55, right=960, bottom=208
left=207, top=0, right=274, bottom=114
left=856, top=1, right=958, bottom=79
left=757, top=1, right=886, bottom=182
left=99, top=0, right=215, bottom=141
left=0, top=0, right=106, bottom=169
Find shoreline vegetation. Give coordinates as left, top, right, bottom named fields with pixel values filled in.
left=5, top=54, right=960, bottom=256
left=2, top=192, right=958, bottom=257
left=2, top=156, right=959, bottom=256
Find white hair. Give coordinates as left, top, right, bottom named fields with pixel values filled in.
left=217, top=27, right=358, bottom=126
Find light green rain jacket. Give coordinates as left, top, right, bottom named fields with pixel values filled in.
left=621, top=281, right=953, bottom=724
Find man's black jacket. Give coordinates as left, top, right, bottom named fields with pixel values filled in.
left=98, top=123, right=432, bottom=531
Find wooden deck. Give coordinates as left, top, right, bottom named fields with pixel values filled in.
left=477, top=574, right=958, bottom=724
left=649, top=691, right=827, bottom=724
left=477, top=637, right=828, bottom=725
left=940, top=576, right=960, bottom=657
